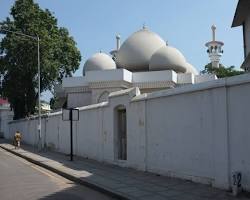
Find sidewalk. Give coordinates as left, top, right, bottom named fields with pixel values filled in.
left=0, top=139, right=249, bottom=200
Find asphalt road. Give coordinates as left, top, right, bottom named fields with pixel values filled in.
left=0, top=148, right=116, bottom=200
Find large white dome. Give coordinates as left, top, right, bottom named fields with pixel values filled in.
left=149, top=45, right=187, bottom=73
left=116, top=27, right=165, bottom=71
left=83, top=52, right=116, bottom=75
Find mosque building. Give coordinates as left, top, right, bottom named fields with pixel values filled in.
left=3, top=2, right=250, bottom=192
left=60, top=26, right=218, bottom=108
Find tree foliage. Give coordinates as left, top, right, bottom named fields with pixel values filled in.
left=201, top=63, right=244, bottom=78
left=0, top=0, right=81, bottom=119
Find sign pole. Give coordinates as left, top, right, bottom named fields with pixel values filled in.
left=62, top=107, right=79, bottom=161
left=70, top=108, right=73, bottom=161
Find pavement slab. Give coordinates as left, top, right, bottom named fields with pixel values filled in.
left=0, top=139, right=249, bottom=200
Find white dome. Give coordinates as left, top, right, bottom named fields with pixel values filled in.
left=149, top=45, right=187, bottom=73
left=116, top=28, right=165, bottom=71
left=83, top=52, right=116, bottom=74
left=185, top=63, right=199, bottom=75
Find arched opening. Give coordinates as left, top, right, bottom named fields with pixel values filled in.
left=97, top=91, right=109, bottom=103
left=114, top=105, right=127, bottom=160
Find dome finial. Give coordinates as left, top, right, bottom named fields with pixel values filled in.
left=211, top=24, right=216, bottom=41
left=142, top=23, right=147, bottom=30
left=116, top=34, right=121, bottom=39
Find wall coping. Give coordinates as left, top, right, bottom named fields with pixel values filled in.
left=109, top=87, right=140, bottom=98
left=131, top=73, right=250, bottom=102
left=8, top=73, right=250, bottom=124
left=78, top=101, right=109, bottom=111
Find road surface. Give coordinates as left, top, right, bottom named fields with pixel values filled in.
left=0, top=148, right=116, bottom=200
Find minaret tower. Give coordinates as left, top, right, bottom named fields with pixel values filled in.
left=205, top=25, right=224, bottom=68
left=110, top=34, right=121, bottom=60
left=116, top=34, right=121, bottom=50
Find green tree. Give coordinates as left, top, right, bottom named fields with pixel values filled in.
left=0, top=0, right=81, bottom=119
left=201, top=63, right=244, bottom=78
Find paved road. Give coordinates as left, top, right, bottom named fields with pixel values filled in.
left=0, top=148, right=116, bottom=200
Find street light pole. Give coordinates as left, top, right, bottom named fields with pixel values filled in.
left=37, top=36, right=41, bottom=143
left=0, top=27, right=42, bottom=148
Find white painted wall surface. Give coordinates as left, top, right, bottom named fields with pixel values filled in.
left=195, top=74, right=217, bottom=83
left=76, top=106, right=104, bottom=161
left=62, top=76, right=88, bottom=88
left=227, top=82, right=250, bottom=191
left=85, top=69, right=132, bottom=83
left=4, top=74, right=250, bottom=191
left=0, top=109, right=13, bottom=137
left=132, top=70, right=176, bottom=83
left=145, top=87, right=229, bottom=188
left=67, top=92, right=91, bottom=108
left=177, top=73, right=194, bottom=84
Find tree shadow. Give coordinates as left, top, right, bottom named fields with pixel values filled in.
left=38, top=184, right=116, bottom=200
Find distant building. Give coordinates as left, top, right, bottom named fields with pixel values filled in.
left=0, top=98, right=10, bottom=109
left=232, top=0, right=250, bottom=71
left=41, top=101, right=51, bottom=113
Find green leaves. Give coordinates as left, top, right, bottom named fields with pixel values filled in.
left=201, top=63, right=244, bottom=78
left=0, top=0, right=81, bottom=119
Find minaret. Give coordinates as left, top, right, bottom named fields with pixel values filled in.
left=205, top=25, right=224, bottom=68
left=116, top=34, right=121, bottom=51
left=110, top=34, right=121, bottom=60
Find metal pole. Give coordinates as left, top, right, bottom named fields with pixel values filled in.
left=70, top=108, right=73, bottom=161
left=37, top=36, right=42, bottom=148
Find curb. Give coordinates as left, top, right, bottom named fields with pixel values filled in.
left=0, top=145, right=130, bottom=200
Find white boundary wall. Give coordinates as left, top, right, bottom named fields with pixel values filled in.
left=3, top=74, right=250, bottom=191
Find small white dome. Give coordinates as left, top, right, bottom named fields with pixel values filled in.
left=149, top=45, right=187, bottom=73
left=83, top=52, right=116, bottom=75
left=185, top=63, right=199, bottom=75
left=116, top=28, right=165, bottom=71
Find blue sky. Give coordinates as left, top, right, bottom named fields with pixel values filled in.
left=0, top=0, right=244, bottom=100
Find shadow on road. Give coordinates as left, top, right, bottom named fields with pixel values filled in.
left=38, top=184, right=116, bottom=200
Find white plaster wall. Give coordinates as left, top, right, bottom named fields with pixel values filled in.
left=45, top=114, right=71, bottom=154
left=8, top=118, right=40, bottom=146
left=86, top=69, right=132, bottom=82
left=227, top=83, right=250, bottom=191
left=195, top=74, right=217, bottom=83
left=91, top=88, right=123, bottom=104
left=132, top=70, right=176, bottom=83
left=76, top=107, right=103, bottom=161
left=4, top=74, right=250, bottom=191
left=177, top=73, right=194, bottom=84
left=0, top=109, right=13, bottom=138
left=101, top=105, right=115, bottom=163
left=62, top=76, right=88, bottom=88
left=144, top=87, right=229, bottom=188
left=127, top=100, right=146, bottom=170
left=68, top=92, right=91, bottom=108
